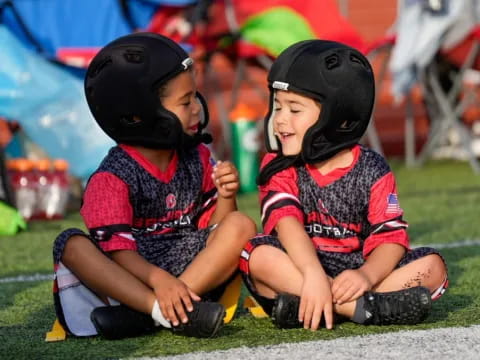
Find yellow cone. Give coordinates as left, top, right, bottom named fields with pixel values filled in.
left=218, top=274, right=242, bottom=324
left=243, top=296, right=268, bottom=318
left=45, top=319, right=67, bottom=342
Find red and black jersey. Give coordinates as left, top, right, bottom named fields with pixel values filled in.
left=260, top=145, right=409, bottom=258
left=80, top=144, right=217, bottom=274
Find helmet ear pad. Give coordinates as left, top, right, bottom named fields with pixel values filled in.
left=195, top=91, right=210, bottom=133
left=133, top=91, right=211, bottom=150
left=264, top=90, right=282, bottom=153
left=107, top=102, right=184, bottom=149
left=301, top=97, right=370, bottom=163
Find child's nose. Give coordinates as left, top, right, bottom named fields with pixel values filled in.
left=274, top=111, right=287, bottom=125
left=193, top=98, right=201, bottom=114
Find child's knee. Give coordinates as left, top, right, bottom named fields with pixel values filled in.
left=426, top=254, right=447, bottom=280
left=249, top=245, right=280, bottom=276
left=223, top=211, right=257, bottom=237
left=415, top=254, right=447, bottom=289
left=62, top=235, right=93, bottom=262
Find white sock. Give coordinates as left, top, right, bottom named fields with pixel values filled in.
left=151, top=300, right=172, bottom=328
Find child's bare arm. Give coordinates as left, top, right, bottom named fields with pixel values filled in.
left=111, top=250, right=200, bottom=326
left=208, top=160, right=238, bottom=225
left=331, top=243, right=406, bottom=304
left=276, top=216, right=333, bottom=330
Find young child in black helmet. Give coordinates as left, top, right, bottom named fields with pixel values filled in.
left=239, top=40, right=448, bottom=330
left=51, top=33, right=256, bottom=339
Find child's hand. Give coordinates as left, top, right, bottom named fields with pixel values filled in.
left=331, top=269, right=372, bottom=305
left=151, top=272, right=201, bottom=327
left=299, top=268, right=334, bottom=330
left=212, top=160, right=240, bottom=199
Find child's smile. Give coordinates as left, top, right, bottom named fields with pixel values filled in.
left=188, top=122, right=199, bottom=134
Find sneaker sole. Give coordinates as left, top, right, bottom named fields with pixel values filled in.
left=209, top=310, right=226, bottom=338
left=271, top=293, right=301, bottom=329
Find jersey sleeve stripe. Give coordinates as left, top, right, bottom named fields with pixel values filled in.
left=89, top=224, right=132, bottom=242
left=262, top=201, right=304, bottom=228
left=371, top=217, right=408, bottom=234
left=261, top=192, right=301, bottom=221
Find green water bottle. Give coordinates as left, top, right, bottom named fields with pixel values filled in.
left=229, top=103, right=260, bottom=194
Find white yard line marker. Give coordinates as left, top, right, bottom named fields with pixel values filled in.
left=0, top=273, right=53, bottom=283
left=414, top=239, right=480, bottom=249
left=138, top=325, right=480, bottom=360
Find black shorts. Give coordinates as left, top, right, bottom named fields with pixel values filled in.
left=239, top=235, right=448, bottom=316
left=52, top=227, right=228, bottom=336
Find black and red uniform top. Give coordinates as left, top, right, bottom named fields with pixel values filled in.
left=80, top=144, right=217, bottom=275
left=260, top=145, right=409, bottom=258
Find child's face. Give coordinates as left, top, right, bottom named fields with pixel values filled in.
left=273, top=90, right=321, bottom=156
left=160, top=70, right=202, bottom=136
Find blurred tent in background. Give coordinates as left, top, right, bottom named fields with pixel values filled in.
left=0, top=0, right=197, bottom=68
left=0, top=25, right=114, bottom=179
left=0, top=0, right=199, bottom=179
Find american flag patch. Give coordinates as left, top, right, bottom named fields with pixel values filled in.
left=386, top=193, right=401, bottom=214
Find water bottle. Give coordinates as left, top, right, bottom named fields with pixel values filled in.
left=229, top=103, right=260, bottom=193
left=10, top=158, right=36, bottom=220
left=32, top=159, right=52, bottom=220
left=47, top=159, right=70, bottom=219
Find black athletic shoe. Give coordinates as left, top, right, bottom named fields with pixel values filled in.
left=172, top=301, right=226, bottom=338
left=90, top=305, right=156, bottom=340
left=271, top=293, right=302, bottom=329
left=362, top=286, right=432, bottom=325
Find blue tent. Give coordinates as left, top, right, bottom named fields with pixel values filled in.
left=0, top=0, right=198, bottom=179
left=0, top=0, right=198, bottom=58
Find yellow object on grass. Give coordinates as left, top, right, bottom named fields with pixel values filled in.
left=45, top=319, right=67, bottom=342
left=218, top=274, right=243, bottom=324
left=243, top=296, right=268, bottom=318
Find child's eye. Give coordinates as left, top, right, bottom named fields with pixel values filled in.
left=274, top=107, right=281, bottom=112
left=182, top=101, right=191, bottom=106
left=290, top=109, right=301, bottom=114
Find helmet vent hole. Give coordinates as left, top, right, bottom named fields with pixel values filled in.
left=350, top=54, right=367, bottom=68
left=124, top=49, right=144, bottom=64
left=89, top=57, right=112, bottom=78
left=325, top=54, right=340, bottom=70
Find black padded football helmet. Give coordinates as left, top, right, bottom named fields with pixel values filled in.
left=258, top=39, right=375, bottom=184
left=264, top=39, right=375, bottom=161
left=84, top=32, right=211, bottom=149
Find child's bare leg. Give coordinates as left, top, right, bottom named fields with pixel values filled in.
left=248, top=245, right=304, bottom=298
left=373, top=254, right=447, bottom=293
left=62, top=235, right=155, bottom=314
left=249, top=246, right=354, bottom=317
left=179, top=212, right=256, bottom=294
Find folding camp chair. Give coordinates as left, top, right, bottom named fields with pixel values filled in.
left=384, top=0, right=480, bottom=172
left=365, top=34, right=432, bottom=166
left=415, top=26, right=480, bottom=173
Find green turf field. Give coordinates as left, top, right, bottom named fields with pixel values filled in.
left=1, top=159, right=480, bottom=359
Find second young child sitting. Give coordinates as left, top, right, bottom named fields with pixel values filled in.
left=239, top=40, right=448, bottom=330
